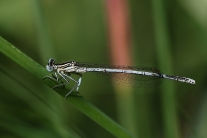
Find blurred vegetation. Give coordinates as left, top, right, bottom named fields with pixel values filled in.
left=0, top=0, right=206, bottom=138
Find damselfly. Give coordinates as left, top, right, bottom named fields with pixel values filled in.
left=43, top=58, right=195, bottom=98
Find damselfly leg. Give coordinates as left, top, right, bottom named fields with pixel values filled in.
left=43, top=71, right=82, bottom=98
left=60, top=72, right=82, bottom=98
left=43, top=72, right=67, bottom=89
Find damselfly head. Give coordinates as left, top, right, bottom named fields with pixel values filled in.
left=46, top=58, right=55, bottom=72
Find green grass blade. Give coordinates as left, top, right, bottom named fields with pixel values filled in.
left=152, top=1, right=180, bottom=138
left=0, top=36, right=133, bottom=138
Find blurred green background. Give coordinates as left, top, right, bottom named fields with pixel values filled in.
left=0, top=0, right=206, bottom=138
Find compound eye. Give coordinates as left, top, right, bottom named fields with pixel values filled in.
left=48, top=58, right=55, bottom=66
left=46, top=65, right=54, bottom=72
